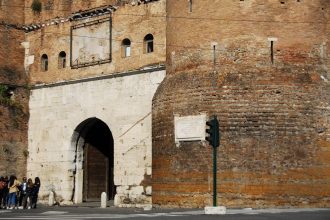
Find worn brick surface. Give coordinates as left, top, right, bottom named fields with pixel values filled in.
left=152, top=0, right=330, bottom=208
left=24, top=0, right=118, bottom=24
left=26, top=1, right=166, bottom=84
left=0, top=0, right=25, bottom=25
left=23, top=0, right=158, bottom=24
left=0, top=0, right=29, bottom=178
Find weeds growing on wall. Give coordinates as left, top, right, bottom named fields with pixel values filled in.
left=31, top=0, right=42, bottom=13
left=0, top=84, right=20, bottom=110
left=0, top=84, right=11, bottom=105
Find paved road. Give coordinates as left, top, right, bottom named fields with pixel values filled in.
left=0, top=207, right=329, bottom=220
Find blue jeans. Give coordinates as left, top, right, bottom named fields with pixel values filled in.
left=7, top=192, right=17, bottom=207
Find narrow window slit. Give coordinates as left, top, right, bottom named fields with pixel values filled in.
left=270, top=41, right=274, bottom=64
left=213, top=45, right=216, bottom=67
left=189, top=0, right=192, bottom=13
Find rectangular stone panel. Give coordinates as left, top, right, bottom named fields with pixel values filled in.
left=174, top=114, right=207, bottom=144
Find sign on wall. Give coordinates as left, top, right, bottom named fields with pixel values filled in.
left=70, top=17, right=111, bottom=68
left=174, top=114, right=207, bottom=146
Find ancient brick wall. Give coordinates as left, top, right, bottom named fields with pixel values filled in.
left=0, top=86, right=29, bottom=178
left=152, top=0, right=330, bottom=208
left=24, top=0, right=117, bottom=24
left=24, top=0, right=156, bottom=24
left=26, top=0, right=166, bottom=84
left=0, top=0, right=29, bottom=178
left=0, top=0, right=25, bottom=25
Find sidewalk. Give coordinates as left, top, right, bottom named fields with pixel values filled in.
left=56, top=201, right=330, bottom=215
left=61, top=200, right=114, bottom=208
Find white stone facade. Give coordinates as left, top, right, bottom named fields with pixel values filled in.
left=27, top=68, right=165, bottom=207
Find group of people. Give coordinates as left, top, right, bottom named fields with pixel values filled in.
left=0, top=175, right=40, bottom=209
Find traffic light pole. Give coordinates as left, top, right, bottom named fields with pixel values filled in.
left=213, top=145, right=217, bottom=207
left=205, top=115, right=220, bottom=207
left=205, top=116, right=226, bottom=214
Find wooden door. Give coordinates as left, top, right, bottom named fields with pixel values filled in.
left=83, top=143, right=109, bottom=201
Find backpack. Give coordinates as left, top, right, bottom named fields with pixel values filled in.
left=0, top=181, right=6, bottom=190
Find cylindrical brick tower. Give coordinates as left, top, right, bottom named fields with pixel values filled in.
left=152, top=0, right=330, bottom=208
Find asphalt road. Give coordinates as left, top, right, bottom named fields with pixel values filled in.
left=0, top=207, right=329, bottom=220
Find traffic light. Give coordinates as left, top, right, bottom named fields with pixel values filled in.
left=206, top=115, right=220, bottom=148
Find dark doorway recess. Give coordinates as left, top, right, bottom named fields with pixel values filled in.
left=75, top=118, right=115, bottom=201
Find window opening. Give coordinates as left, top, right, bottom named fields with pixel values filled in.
left=122, top=38, right=131, bottom=58
left=41, top=54, right=48, bottom=71
left=58, top=51, right=66, bottom=69
left=270, top=41, right=274, bottom=64
left=144, top=34, right=154, bottom=53
left=189, top=0, right=193, bottom=13
left=213, top=45, right=216, bottom=67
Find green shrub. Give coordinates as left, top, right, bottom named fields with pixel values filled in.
left=0, top=85, right=13, bottom=106
left=31, top=0, right=42, bottom=13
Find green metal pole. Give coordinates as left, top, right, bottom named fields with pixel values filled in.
left=213, top=146, right=217, bottom=207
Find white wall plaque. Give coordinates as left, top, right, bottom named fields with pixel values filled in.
left=174, top=114, right=207, bottom=145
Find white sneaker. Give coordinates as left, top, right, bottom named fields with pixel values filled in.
left=8, top=207, right=13, bottom=210
left=28, top=206, right=31, bottom=209
left=18, top=206, right=23, bottom=209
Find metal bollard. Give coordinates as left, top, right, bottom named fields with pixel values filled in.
left=100, top=192, right=107, bottom=208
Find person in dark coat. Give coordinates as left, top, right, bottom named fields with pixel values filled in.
left=18, top=177, right=27, bottom=208
left=0, top=176, right=5, bottom=209
left=1, top=176, right=9, bottom=209
left=31, top=177, right=40, bottom=209
left=22, top=178, right=34, bottom=209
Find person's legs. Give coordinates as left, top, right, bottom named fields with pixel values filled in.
left=18, top=192, right=24, bottom=207
left=22, top=195, right=28, bottom=209
left=9, top=193, right=17, bottom=209
left=2, top=192, right=7, bottom=208
left=0, top=191, right=3, bottom=209
left=28, top=195, right=32, bottom=209
left=31, top=195, right=37, bottom=208
left=7, top=193, right=13, bottom=208
left=13, top=193, right=18, bottom=209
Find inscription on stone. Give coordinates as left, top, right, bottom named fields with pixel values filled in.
left=174, top=114, right=206, bottom=144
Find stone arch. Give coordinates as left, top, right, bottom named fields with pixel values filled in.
left=71, top=117, right=115, bottom=203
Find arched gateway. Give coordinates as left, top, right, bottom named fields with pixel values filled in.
left=71, top=118, right=115, bottom=203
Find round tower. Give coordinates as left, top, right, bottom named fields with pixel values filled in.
left=152, top=0, right=330, bottom=208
